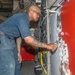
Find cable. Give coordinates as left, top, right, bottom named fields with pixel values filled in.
left=55, top=0, right=65, bottom=11
left=49, top=0, right=58, bottom=9
left=40, top=51, right=48, bottom=75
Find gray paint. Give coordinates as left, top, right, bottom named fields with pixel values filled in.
left=50, top=13, right=60, bottom=75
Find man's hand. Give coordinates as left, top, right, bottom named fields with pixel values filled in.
left=18, top=52, right=22, bottom=63
left=46, top=42, right=58, bottom=51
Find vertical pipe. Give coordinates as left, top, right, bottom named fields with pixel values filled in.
left=46, top=1, right=51, bottom=75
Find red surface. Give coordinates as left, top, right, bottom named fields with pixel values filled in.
left=21, top=44, right=35, bottom=61
left=61, top=0, right=75, bottom=74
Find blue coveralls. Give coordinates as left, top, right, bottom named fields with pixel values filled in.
left=0, top=12, right=31, bottom=75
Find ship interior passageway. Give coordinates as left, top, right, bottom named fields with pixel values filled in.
left=0, top=0, right=75, bottom=75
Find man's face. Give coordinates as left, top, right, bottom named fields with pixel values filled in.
left=32, top=9, right=41, bottom=22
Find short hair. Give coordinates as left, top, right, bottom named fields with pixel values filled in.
left=27, top=4, right=40, bottom=12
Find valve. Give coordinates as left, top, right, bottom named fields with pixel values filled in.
left=58, top=31, right=64, bottom=37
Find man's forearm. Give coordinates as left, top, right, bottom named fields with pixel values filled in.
left=16, top=37, right=22, bottom=53
left=24, top=36, right=58, bottom=50
left=30, top=38, right=47, bottom=48
left=16, top=37, right=22, bottom=63
left=24, top=36, right=47, bottom=48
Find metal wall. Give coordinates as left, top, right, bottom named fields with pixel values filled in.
left=61, top=0, right=75, bottom=75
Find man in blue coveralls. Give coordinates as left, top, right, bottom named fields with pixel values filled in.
left=0, top=4, right=58, bottom=75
